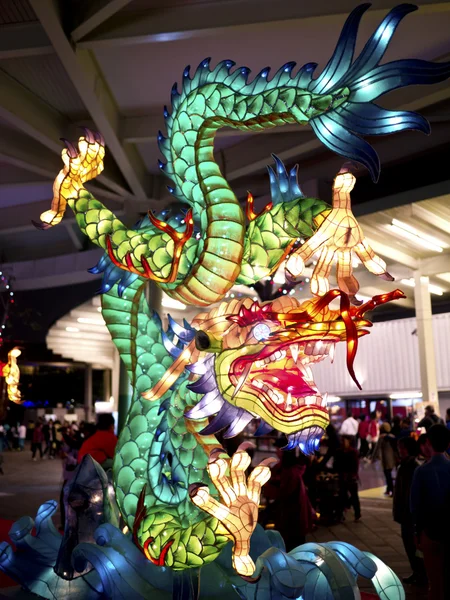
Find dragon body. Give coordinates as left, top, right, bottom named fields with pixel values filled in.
left=30, top=2, right=450, bottom=585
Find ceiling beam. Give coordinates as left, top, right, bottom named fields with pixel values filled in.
left=0, top=194, right=125, bottom=234
left=0, top=133, right=61, bottom=179
left=227, top=131, right=318, bottom=181
left=411, top=202, right=450, bottom=235
left=0, top=69, right=129, bottom=196
left=64, top=222, right=84, bottom=250
left=354, top=179, right=450, bottom=218
left=364, top=232, right=419, bottom=271
left=226, top=113, right=450, bottom=186
left=418, top=253, right=450, bottom=277
left=0, top=23, right=53, bottom=59
left=30, top=0, right=151, bottom=199
left=0, top=134, right=125, bottom=207
left=71, top=0, right=134, bottom=43
left=1, top=249, right=103, bottom=291
left=121, top=113, right=309, bottom=145
left=75, top=0, right=450, bottom=49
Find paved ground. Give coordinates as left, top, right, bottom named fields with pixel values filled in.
left=0, top=444, right=62, bottom=524
left=0, top=446, right=426, bottom=599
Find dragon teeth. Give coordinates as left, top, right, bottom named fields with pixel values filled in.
left=290, top=343, right=300, bottom=364
left=286, top=391, right=292, bottom=410
left=305, top=365, right=314, bottom=381
left=232, top=363, right=252, bottom=398
left=329, top=343, right=336, bottom=363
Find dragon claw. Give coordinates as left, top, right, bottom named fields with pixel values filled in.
left=60, top=138, right=78, bottom=158
left=188, top=482, right=205, bottom=498
left=81, top=127, right=96, bottom=143
left=32, top=219, right=47, bottom=230
left=379, top=271, right=395, bottom=282
left=93, top=131, right=105, bottom=146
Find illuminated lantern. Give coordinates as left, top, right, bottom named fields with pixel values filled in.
left=286, top=164, right=394, bottom=300
left=13, top=1, right=449, bottom=592
left=3, top=347, right=22, bottom=404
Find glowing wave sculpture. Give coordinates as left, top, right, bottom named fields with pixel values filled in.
left=2, top=4, right=449, bottom=598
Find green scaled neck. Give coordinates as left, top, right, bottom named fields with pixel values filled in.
left=102, top=279, right=228, bottom=569
left=159, top=59, right=344, bottom=224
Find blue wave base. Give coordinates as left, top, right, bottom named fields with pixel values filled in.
left=0, top=500, right=404, bottom=600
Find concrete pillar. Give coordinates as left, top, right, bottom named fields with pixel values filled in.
left=413, top=272, right=439, bottom=414
left=84, top=363, right=93, bottom=422
left=103, top=368, right=111, bottom=403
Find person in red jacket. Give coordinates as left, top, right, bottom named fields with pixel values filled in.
left=358, top=414, right=370, bottom=458
left=77, top=414, right=117, bottom=468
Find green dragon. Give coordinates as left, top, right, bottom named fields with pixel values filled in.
left=33, top=3, right=449, bottom=578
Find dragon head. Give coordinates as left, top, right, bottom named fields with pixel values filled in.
left=184, top=289, right=404, bottom=454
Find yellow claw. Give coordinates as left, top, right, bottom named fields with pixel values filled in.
left=285, top=164, right=393, bottom=299
left=36, top=133, right=105, bottom=229
left=189, top=448, right=276, bottom=577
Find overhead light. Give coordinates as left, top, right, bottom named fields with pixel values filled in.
left=65, top=326, right=79, bottom=332
left=77, top=317, right=105, bottom=325
left=400, top=278, right=444, bottom=296
left=162, top=296, right=186, bottom=311
left=390, top=391, right=422, bottom=399
left=97, top=306, right=102, bottom=312
left=389, top=219, right=445, bottom=253
left=327, top=395, right=341, bottom=403
left=437, top=272, right=450, bottom=284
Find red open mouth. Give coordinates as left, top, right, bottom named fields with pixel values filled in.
left=230, top=339, right=337, bottom=415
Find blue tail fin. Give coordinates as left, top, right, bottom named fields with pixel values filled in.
left=309, top=3, right=450, bottom=180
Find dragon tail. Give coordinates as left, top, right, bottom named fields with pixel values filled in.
left=307, top=3, right=450, bottom=181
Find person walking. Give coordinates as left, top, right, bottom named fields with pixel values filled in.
left=358, top=415, right=369, bottom=458
left=18, top=423, right=26, bottom=451
left=398, top=417, right=412, bottom=440
left=373, top=422, right=397, bottom=496
left=417, top=405, right=443, bottom=432
left=340, top=411, right=359, bottom=447
left=393, top=437, right=426, bottom=586
left=367, top=411, right=380, bottom=458
left=0, top=423, right=11, bottom=450
left=411, top=425, right=450, bottom=600
left=264, top=443, right=316, bottom=550
left=334, top=435, right=361, bottom=522
left=43, top=420, right=56, bottom=458
left=31, top=423, right=44, bottom=460
left=77, top=414, right=117, bottom=469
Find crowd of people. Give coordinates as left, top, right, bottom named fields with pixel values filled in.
left=260, top=406, right=450, bottom=600
left=0, top=414, right=118, bottom=528
left=2, top=405, right=450, bottom=598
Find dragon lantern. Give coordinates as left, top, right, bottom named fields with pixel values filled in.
left=1, top=4, right=449, bottom=599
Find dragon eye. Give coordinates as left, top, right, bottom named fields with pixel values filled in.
left=252, top=323, right=271, bottom=341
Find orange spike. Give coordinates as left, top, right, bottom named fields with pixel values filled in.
left=105, top=210, right=194, bottom=284
left=245, top=191, right=273, bottom=221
